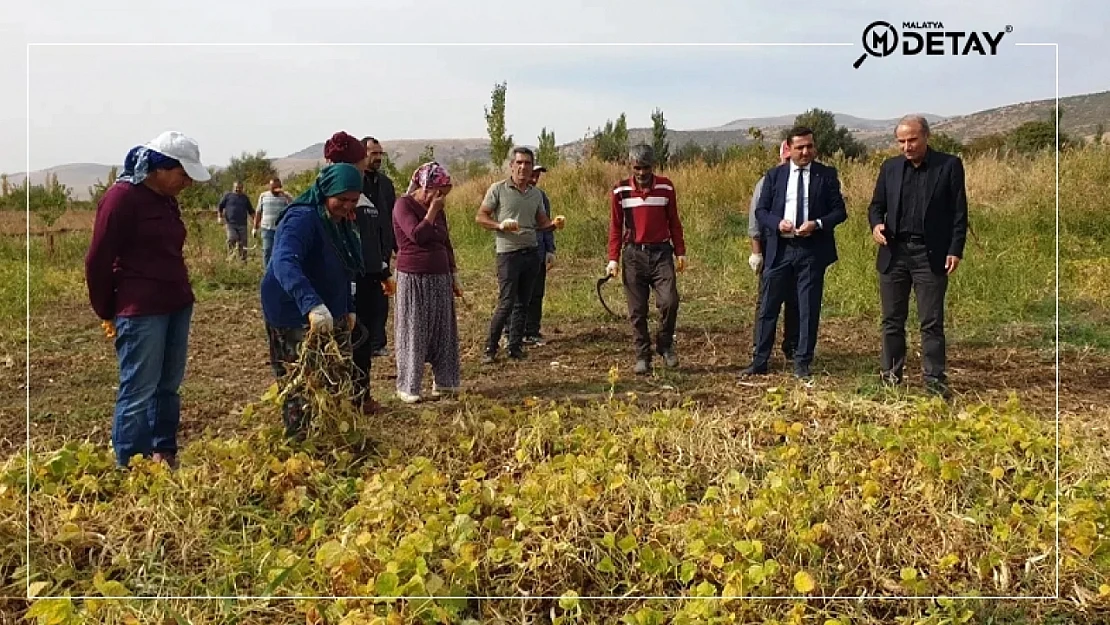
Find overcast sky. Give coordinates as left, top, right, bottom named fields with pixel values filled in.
left=1, top=0, right=1104, bottom=173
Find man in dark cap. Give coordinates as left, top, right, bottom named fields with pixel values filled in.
left=606, top=144, right=688, bottom=375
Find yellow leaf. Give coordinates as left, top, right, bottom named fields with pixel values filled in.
left=793, top=571, right=816, bottom=593
left=1098, top=584, right=1110, bottom=597
left=27, top=581, right=49, bottom=599
left=990, top=466, right=1005, bottom=480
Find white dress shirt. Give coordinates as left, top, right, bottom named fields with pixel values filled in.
left=782, top=163, right=821, bottom=236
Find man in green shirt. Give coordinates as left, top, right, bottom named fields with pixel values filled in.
left=475, top=147, right=565, bottom=362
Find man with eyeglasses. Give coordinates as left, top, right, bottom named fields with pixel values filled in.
left=606, top=144, right=688, bottom=375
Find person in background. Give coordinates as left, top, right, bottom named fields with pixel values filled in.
left=868, top=114, right=969, bottom=398
left=218, top=181, right=254, bottom=262
left=523, top=163, right=555, bottom=345
left=475, top=146, right=565, bottom=363
left=254, top=177, right=293, bottom=267
left=361, top=136, right=398, bottom=358
left=606, top=144, right=687, bottom=375
left=392, top=162, right=462, bottom=404
left=748, top=140, right=799, bottom=365
left=260, top=163, right=365, bottom=437
left=85, top=130, right=212, bottom=469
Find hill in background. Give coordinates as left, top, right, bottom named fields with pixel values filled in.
left=8, top=90, right=1108, bottom=200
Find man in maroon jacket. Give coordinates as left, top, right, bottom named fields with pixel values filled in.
left=607, top=144, right=688, bottom=375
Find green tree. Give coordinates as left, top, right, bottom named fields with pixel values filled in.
left=592, top=113, right=629, bottom=163
left=418, top=144, right=436, bottom=163
left=88, top=165, right=119, bottom=205
left=381, top=152, right=403, bottom=182
left=537, top=127, right=559, bottom=168
left=1008, top=121, right=1058, bottom=153
left=964, top=133, right=1008, bottom=156
left=223, top=150, right=278, bottom=190
left=1093, top=123, right=1105, bottom=145
left=928, top=132, right=964, bottom=155
left=747, top=126, right=765, bottom=145
left=651, top=108, right=671, bottom=168
left=485, top=81, right=513, bottom=167
left=785, top=108, right=867, bottom=159
left=670, top=141, right=704, bottom=165
left=177, top=166, right=222, bottom=210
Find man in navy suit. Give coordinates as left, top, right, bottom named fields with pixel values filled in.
left=741, top=126, right=847, bottom=380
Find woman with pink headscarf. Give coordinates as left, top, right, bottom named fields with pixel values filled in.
left=747, top=140, right=798, bottom=364
left=391, top=161, right=462, bottom=403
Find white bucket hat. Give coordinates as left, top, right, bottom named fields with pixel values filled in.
left=143, top=131, right=211, bottom=182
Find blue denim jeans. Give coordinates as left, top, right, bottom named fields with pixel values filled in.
left=111, top=304, right=193, bottom=466
left=261, top=228, right=276, bottom=267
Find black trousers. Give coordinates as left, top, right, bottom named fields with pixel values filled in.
left=524, top=254, right=547, bottom=337
left=879, top=240, right=949, bottom=382
left=752, top=242, right=826, bottom=371
left=486, top=249, right=541, bottom=354
left=622, top=244, right=679, bottom=360
left=352, top=273, right=387, bottom=401
left=753, top=264, right=799, bottom=360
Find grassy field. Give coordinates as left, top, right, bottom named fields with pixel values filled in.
left=0, top=147, right=1108, bottom=623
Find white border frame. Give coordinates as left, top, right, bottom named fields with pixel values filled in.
left=22, top=40, right=1060, bottom=604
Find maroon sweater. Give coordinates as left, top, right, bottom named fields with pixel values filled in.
left=392, top=195, right=457, bottom=275
left=85, top=182, right=195, bottom=320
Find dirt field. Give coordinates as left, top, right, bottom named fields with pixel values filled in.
left=9, top=282, right=1109, bottom=458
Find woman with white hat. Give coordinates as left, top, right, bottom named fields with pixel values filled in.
left=85, top=130, right=211, bottom=469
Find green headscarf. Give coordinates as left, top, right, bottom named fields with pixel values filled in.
left=292, top=163, right=365, bottom=275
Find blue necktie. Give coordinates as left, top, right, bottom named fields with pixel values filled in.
left=794, top=166, right=805, bottom=228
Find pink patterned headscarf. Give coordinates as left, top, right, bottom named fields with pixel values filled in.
left=405, top=161, right=452, bottom=194
left=779, top=140, right=791, bottom=164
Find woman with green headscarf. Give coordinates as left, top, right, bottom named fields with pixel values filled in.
left=260, top=163, right=365, bottom=438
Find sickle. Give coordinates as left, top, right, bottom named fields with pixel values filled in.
left=596, top=274, right=622, bottom=319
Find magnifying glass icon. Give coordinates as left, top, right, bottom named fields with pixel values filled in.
left=854, top=21, right=899, bottom=68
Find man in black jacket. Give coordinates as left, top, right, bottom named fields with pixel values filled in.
left=868, top=115, right=969, bottom=397
left=359, top=136, right=397, bottom=358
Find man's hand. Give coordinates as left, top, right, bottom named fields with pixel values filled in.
left=748, top=253, right=763, bottom=274
left=945, top=255, right=961, bottom=275
left=676, top=256, right=688, bottom=272
left=101, top=320, right=116, bottom=339
left=382, top=277, right=396, bottom=296
left=347, top=312, right=356, bottom=329
left=606, top=260, right=618, bottom=277
left=452, top=274, right=463, bottom=298
left=498, top=218, right=519, bottom=232
left=546, top=253, right=555, bottom=270
left=795, top=221, right=817, bottom=237
left=251, top=227, right=258, bottom=238
left=872, top=224, right=888, bottom=246
left=552, top=215, right=566, bottom=230
left=778, top=219, right=795, bottom=234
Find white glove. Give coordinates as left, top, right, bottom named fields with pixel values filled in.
left=545, top=253, right=555, bottom=269
left=748, top=253, right=763, bottom=274
left=498, top=218, right=519, bottom=232
left=308, top=304, right=334, bottom=333
left=606, top=260, right=618, bottom=277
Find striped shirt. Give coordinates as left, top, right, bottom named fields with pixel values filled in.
left=257, top=190, right=293, bottom=230
left=607, top=174, right=686, bottom=261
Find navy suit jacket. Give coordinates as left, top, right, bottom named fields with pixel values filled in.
left=755, top=160, right=848, bottom=269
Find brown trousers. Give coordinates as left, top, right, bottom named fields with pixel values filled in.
left=622, top=243, right=679, bottom=360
